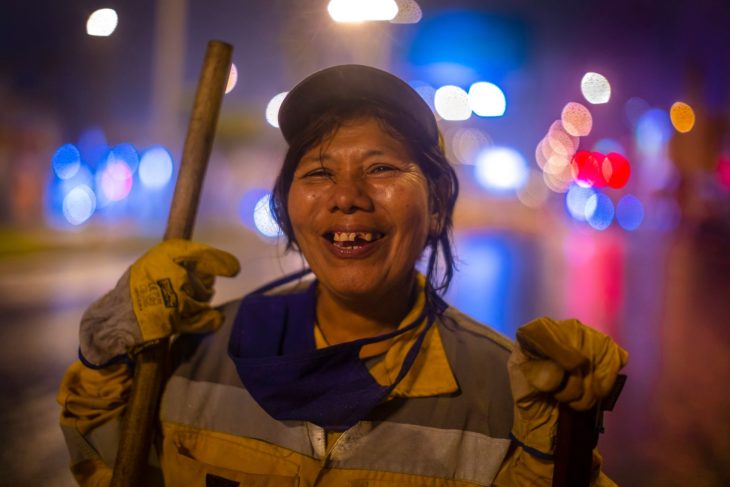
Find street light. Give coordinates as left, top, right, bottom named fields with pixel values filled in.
left=327, top=0, right=399, bottom=23
left=86, top=8, right=118, bottom=37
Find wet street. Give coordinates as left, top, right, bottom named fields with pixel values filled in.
left=1, top=224, right=728, bottom=486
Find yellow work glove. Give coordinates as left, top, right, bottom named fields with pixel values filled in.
left=79, top=240, right=240, bottom=366
left=498, top=317, right=628, bottom=485
left=129, top=239, right=240, bottom=341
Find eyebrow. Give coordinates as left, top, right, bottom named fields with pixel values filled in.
left=302, top=149, right=389, bottom=163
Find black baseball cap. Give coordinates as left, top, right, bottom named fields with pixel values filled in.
left=278, top=64, right=438, bottom=146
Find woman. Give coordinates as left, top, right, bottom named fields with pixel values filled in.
left=59, top=65, right=626, bottom=486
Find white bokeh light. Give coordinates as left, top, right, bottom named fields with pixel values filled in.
left=63, top=185, right=96, bottom=225
left=86, top=9, right=118, bottom=37
left=468, top=82, right=506, bottom=117
left=225, top=63, right=238, bottom=94
left=581, top=72, right=611, bottom=104
left=475, top=146, right=529, bottom=192
left=434, top=85, right=471, bottom=121
left=266, top=92, right=289, bottom=128
left=328, top=0, right=399, bottom=22
left=253, top=194, right=282, bottom=238
left=139, top=146, right=174, bottom=189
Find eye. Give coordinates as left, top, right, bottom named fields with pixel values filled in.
left=300, top=167, right=333, bottom=179
left=367, top=163, right=398, bottom=175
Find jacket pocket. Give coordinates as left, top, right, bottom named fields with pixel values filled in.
left=161, top=426, right=300, bottom=486
left=167, top=447, right=298, bottom=486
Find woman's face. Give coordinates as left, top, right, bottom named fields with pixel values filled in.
left=287, top=117, right=433, bottom=303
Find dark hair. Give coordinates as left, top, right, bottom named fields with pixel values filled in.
left=271, top=100, right=459, bottom=294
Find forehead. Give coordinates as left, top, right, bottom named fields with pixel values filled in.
left=304, top=117, right=411, bottom=158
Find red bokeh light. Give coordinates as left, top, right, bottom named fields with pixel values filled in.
left=717, top=157, right=730, bottom=189
left=571, top=150, right=606, bottom=187
left=572, top=150, right=631, bottom=189
left=604, top=152, right=631, bottom=189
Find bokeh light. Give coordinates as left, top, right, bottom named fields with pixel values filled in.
left=327, top=0, right=399, bottom=22
left=225, top=63, right=238, bottom=94
left=450, top=128, right=491, bottom=165
left=566, top=184, right=597, bottom=222
left=434, top=85, right=471, bottom=121
left=670, top=101, right=695, bottom=133
left=86, top=8, right=118, bottom=37
left=266, top=92, right=288, bottom=128
left=516, top=170, right=550, bottom=208
left=253, top=194, right=281, bottom=238
left=635, top=108, right=671, bottom=159
left=100, top=159, right=133, bottom=202
left=475, top=146, right=528, bottom=192
left=62, top=185, right=96, bottom=225
left=717, top=156, right=730, bottom=189
left=77, top=127, right=108, bottom=168
left=585, top=192, right=614, bottom=230
left=580, top=72, right=611, bottom=104
left=543, top=166, right=573, bottom=193
left=561, top=102, right=592, bottom=136
left=571, top=150, right=607, bottom=188
left=546, top=120, right=578, bottom=157
left=603, top=152, right=631, bottom=189
left=108, top=143, right=140, bottom=174
left=139, top=146, right=174, bottom=189
left=616, top=194, right=644, bottom=231
left=468, top=82, right=506, bottom=117
left=390, top=0, right=422, bottom=23
left=51, top=144, right=81, bottom=180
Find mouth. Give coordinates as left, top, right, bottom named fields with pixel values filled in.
left=323, top=231, right=385, bottom=250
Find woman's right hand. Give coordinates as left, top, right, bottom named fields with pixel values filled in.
left=79, top=239, right=240, bottom=367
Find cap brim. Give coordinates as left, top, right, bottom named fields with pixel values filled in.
left=278, top=64, right=438, bottom=146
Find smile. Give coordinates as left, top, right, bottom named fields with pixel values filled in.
left=322, top=231, right=385, bottom=256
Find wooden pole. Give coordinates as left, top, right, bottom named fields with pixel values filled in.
left=110, top=40, right=232, bottom=486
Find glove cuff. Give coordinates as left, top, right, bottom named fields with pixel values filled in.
left=79, top=270, right=144, bottom=366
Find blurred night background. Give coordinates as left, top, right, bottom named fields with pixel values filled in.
left=1, top=0, right=729, bottom=485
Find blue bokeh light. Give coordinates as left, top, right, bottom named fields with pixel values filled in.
left=77, top=127, right=108, bottom=168
left=616, top=195, right=644, bottom=231
left=565, top=184, right=596, bottom=222
left=108, top=143, right=140, bottom=174
left=635, top=108, right=671, bottom=159
left=51, top=144, right=81, bottom=180
left=139, top=146, right=174, bottom=189
left=409, top=11, right=527, bottom=83
left=585, top=193, right=615, bottom=230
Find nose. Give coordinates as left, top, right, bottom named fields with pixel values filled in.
left=327, top=174, right=374, bottom=214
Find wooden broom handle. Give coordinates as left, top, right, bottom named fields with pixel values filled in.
left=110, top=40, right=232, bottom=487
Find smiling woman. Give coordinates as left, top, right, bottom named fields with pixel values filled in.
left=58, top=64, right=626, bottom=486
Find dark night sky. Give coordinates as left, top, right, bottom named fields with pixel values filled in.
left=1, top=0, right=728, bottom=144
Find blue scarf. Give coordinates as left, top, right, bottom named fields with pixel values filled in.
left=228, top=270, right=443, bottom=431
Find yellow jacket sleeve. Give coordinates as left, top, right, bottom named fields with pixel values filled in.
left=57, top=360, right=131, bottom=486
left=493, top=444, right=617, bottom=486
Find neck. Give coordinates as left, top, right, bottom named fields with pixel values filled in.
left=315, top=275, right=419, bottom=352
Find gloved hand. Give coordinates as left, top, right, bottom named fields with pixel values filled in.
left=79, top=239, right=240, bottom=366
left=503, top=317, right=628, bottom=485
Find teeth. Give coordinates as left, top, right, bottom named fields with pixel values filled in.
left=332, top=232, right=379, bottom=242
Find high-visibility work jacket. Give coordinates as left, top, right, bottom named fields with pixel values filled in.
left=58, top=276, right=608, bottom=486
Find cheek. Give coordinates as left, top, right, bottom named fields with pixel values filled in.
left=287, top=187, right=319, bottom=237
